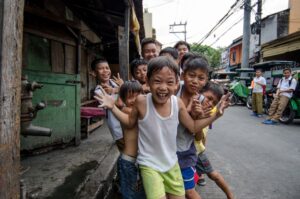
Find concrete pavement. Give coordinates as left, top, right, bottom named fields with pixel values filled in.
left=21, top=122, right=119, bottom=199
left=197, top=106, right=300, bottom=199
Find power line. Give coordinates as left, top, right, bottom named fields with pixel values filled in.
left=207, top=0, right=260, bottom=47
left=209, top=17, right=244, bottom=47
left=195, top=0, right=245, bottom=45
left=146, top=0, right=175, bottom=9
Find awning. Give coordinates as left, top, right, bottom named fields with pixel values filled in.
left=261, top=31, right=300, bottom=58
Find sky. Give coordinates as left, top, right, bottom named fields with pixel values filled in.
left=143, top=0, right=289, bottom=48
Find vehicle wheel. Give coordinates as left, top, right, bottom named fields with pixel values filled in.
left=246, top=96, right=252, bottom=109
left=279, top=103, right=295, bottom=124
left=264, top=98, right=272, bottom=115
left=229, top=94, right=238, bottom=106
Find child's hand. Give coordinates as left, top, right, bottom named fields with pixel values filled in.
left=112, top=73, right=124, bottom=87
left=191, top=99, right=211, bottom=119
left=101, top=84, right=114, bottom=95
left=94, top=87, right=115, bottom=110
left=216, top=93, right=230, bottom=116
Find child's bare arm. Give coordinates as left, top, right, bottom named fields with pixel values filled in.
left=195, top=129, right=204, bottom=141
left=179, top=93, right=230, bottom=133
left=94, top=89, right=138, bottom=128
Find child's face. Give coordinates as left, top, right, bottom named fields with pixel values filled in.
left=256, top=70, right=262, bottom=77
left=148, top=67, right=178, bottom=105
left=125, top=92, right=140, bottom=107
left=134, top=64, right=147, bottom=84
left=142, top=43, right=158, bottom=61
left=202, top=90, right=219, bottom=109
left=94, top=62, right=111, bottom=83
left=283, top=70, right=291, bottom=79
left=183, top=69, right=208, bottom=94
left=177, top=44, right=189, bottom=60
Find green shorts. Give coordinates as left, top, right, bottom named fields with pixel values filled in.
left=140, top=162, right=185, bottom=199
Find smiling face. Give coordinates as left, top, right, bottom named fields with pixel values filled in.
left=134, top=64, right=147, bottom=84
left=148, top=67, right=178, bottom=105
left=142, top=43, right=158, bottom=61
left=183, top=69, right=208, bottom=94
left=94, top=62, right=111, bottom=84
left=202, top=90, right=219, bottom=109
left=177, top=44, right=189, bottom=61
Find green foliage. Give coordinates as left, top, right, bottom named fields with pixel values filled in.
left=190, top=43, right=224, bottom=68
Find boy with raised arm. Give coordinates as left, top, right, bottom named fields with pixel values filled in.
left=95, top=56, right=230, bottom=199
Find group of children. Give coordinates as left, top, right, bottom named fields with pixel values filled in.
left=92, top=39, right=234, bottom=199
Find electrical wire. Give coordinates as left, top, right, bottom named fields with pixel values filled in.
left=209, top=17, right=244, bottom=47
left=195, top=0, right=245, bottom=45
left=208, top=1, right=262, bottom=47
left=146, top=0, right=175, bottom=9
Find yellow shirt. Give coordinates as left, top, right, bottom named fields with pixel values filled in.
left=194, top=106, right=217, bottom=154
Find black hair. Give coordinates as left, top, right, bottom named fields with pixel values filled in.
left=141, top=38, right=157, bottom=51
left=202, top=81, right=224, bottom=102
left=255, top=68, right=263, bottom=72
left=119, top=80, right=143, bottom=103
left=159, top=47, right=179, bottom=60
left=130, top=58, right=148, bottom=79
left=174, top=41, right=191, bottom=51
left=283, top=68, right=291, bottom=73
left=91, top=58, right=108, bottom=71
left=182, top=53, right=210, bottom=74
left=180, top=52, right=197, bottom=69
left=147, top=56, right=179, bottom=80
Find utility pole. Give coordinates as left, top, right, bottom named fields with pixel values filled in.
left=256, top=0, right=262, bottom=62
left=241, top=0, right=251, bottom=69
left=0, top=0, right=24, bottom=198
left=256, top=0, right=262, bottom=46
left=169, top=21, right=187, bottom=42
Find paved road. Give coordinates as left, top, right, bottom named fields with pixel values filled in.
left=197, top=106, right=300, bottom=199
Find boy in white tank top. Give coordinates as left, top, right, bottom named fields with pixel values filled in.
left=95, top=56, right=230, bottom=199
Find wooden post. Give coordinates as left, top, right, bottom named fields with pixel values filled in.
left=118, top=1, right=130, bottom=80
left=0, top=0, right=24, bottom=198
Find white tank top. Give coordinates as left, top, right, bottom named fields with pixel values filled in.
left=137, top=93, right=179, bottom=172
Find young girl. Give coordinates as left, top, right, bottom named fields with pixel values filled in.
left=95, top=56, right=230, bottom=199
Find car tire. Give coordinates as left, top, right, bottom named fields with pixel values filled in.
left=229, top=94, right=238, bottom=106
left=246, top=96, right=252, bottom=109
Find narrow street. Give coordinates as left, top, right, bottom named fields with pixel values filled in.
left=197, top=106, right=300, bottom=199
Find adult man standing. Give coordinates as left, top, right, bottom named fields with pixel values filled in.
left=251, top=69, right=266, bottom=117
left=263, top=68, right=297, bottom=125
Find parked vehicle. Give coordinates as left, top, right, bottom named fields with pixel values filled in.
left=246, top=86, right=274, bottom=114
left=211, top=71, right=238, bottom=85
left=229, top=79, right=250, bottom=106
left=229, top=68, right=254, bottom=106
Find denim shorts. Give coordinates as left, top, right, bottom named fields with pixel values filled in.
left=118, top=154, right=146, bottom=199
left=195, top=151, right=214, bottom=175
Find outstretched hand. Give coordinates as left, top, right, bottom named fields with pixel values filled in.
left=216, top=92, right=231, bottom=116
left=190, top=99, right=212, bottom=119
left=94, top=87, right=115, bottom=110
left=112, top=73, right=124, bottom=87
